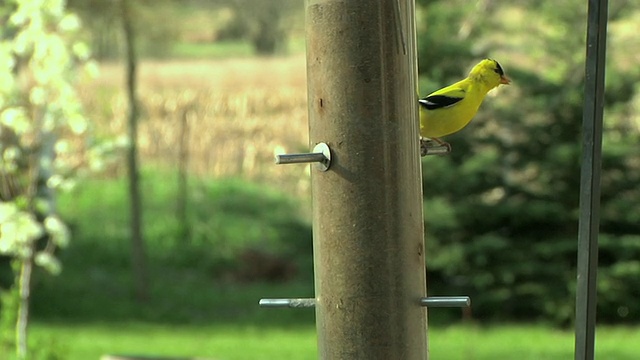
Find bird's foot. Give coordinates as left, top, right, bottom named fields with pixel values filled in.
left=420, top=138, right=452, bottom=157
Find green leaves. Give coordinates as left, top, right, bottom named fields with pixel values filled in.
left=0, top=108, right=29, bottom=135
left=0, top=203, right=42, bottom=256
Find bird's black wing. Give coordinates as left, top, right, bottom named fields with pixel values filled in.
left=418, top=94, right=464, bottom=110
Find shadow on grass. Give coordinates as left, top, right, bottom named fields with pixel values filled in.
left=28, top=176, right=316, bottom=328
left=32, top=257, right=316, bottom=328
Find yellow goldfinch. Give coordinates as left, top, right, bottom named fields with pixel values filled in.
left=419, top=59, right=511, bottom=151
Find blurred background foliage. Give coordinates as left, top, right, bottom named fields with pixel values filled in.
left=66, top=0, right=304, bottom=59
left=2, top=0, right=640, bottom=357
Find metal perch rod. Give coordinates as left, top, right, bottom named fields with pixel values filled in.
left=260, top=296, right=470, bottom=308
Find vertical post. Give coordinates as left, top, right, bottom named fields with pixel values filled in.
left=575, top=0, right=608, bottom=359
left=306, top=0, right=427, bottom=359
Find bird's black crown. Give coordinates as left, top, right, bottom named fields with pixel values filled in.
left=490, top=59, right=505, bottom=76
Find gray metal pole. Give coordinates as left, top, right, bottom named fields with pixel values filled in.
left=575, top=0, right=608, bottom=359
left=305, top=0, right=427, bottom=359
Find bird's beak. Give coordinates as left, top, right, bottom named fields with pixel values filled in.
left=500, top=75, right=512, bottom=85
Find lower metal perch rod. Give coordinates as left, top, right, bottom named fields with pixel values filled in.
left=420, top=296, right=470, bottom=308
left=259, top=296, right=470, bottom=308
left=259, top=298, right=316, bottom=308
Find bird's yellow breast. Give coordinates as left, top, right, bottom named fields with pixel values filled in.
left=419, top=81, right=488, bottom=138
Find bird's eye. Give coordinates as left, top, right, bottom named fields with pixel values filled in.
left=493, top=62, right=505, bottom=76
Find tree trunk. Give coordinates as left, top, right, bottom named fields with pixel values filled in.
left=16, top=252, right=32, bottom=360
left=121, top=0, right=149, bottom=302
left=176, top=108, right=190, bottom=242
left=15, top=102, right=58, bottom=359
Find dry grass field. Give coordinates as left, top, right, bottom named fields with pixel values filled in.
left=79, top=55, right=312, bottom=198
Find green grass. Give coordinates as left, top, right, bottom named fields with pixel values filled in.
left=30, top=322, right=317, bottom=360
left=428, top=324, right=640, bottom=359
left=27, top=322, right=640, bottom=360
